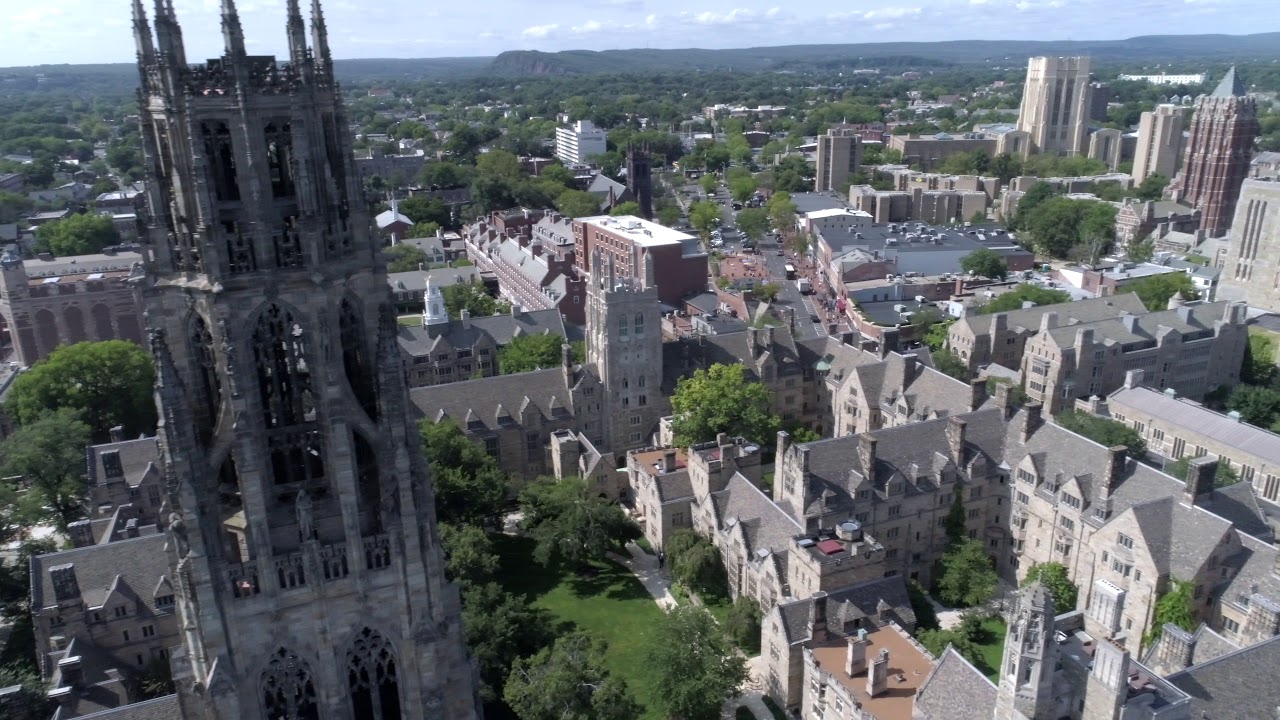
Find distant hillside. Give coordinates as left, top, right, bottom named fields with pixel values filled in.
left=488, top=33, right=1280, bottom=76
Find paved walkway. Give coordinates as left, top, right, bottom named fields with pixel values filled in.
left=606, top=542, right=677, bottom=610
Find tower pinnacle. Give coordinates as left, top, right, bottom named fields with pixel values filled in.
left=220, top=0, right=246, bottom=57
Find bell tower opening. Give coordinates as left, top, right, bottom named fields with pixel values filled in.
left=260, top=647, right=319, bottom=720
left=346, top=628, right=401, bottom=720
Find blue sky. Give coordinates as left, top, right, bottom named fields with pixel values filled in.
left=3, top=0, right=1275, bottom=67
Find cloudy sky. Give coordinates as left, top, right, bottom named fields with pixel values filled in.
left=3, top=0, right=1274, bottom=67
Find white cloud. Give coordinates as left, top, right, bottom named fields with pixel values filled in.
left=691, top=8, right=760, bottom=26
left=863, top=7, right=922, bottom=19
left=571, top=20, right=605, bottom=34
left=521, top=23, right=558, bottom=37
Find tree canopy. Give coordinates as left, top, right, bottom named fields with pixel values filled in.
left=1021, top=562, right=1079, bottom=611
left=557, top=189, right=605, bottom=218
left=498, top=333, right=580, bottom=375
left=384, top=243, right=429, bottom=273
left=504, top=632, right=642, bottom=720
left=689, top=200, right=722, bottom=239
left=462, top=581, right=554, bottom=703
left=609, top=201, right=641, bottom=217
left=1055, top=411, right=1147, bottom=459
left=442, top=282, right=504, bottom=319
left=5, top=340, right=155, bottom=441
left=0, top=409, right=92, bottom=532
left=645, top=605, right=748, bottom=720
left=934, top=538, right=998, bottom=608
left=975, top=284, right=1071, bottom=314
left=1118, top=272, right=1200, bottom=311
left=734, top=207, right=770, bottom=240
left=419, top=419, right=509, bottom=526
left=518, top=477, right=639, bottom=567
left=35, top=213, right=122, bottom=256
left=1226, top=385, right=1280, bottom=431
left=670, top=363, right=779, bottom=446
left=960, top=247, right=1008, bottom=280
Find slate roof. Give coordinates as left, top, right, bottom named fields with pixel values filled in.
left=1040, top=301, right=1230, bottom=348
left=1167, top=634, right=1280, bottom=719
left=795, top=335, right=881, bottom=388
left=85, top=437, right=160, bottom=488
left=1128, top=496, right=1233, bottom=579
left=776, top=574, right=915, bottom=644
left=47, top=638, right=135, bottom=719
left=72, top=695, right=180, bottom=720
left=397, top=308, right=566, bottom=356
left=386, top=266, right=480, bottom=293
left=1109, top=385, right=1280, bottom=471
left=913, top=646, right=998, bottom=720
left=708, top=473, right=802, bottom=561
left=654, top=471, right=694, bottom=503
left=407, top=366, right=585, bottom=432
left=1210, top=66, right=1245, bottom=98
left=1216, top=532, right=1280, bottom=611
left=32, top=534, right=170, bottom=612
left=1196, top=479, right=1273, bottom=542
left=953, top=294, right=1147, bottom=338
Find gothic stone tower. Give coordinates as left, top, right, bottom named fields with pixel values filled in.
left=994, top=582, right=1059, bottom=720
left=586, top=248, right=664, bottom=453
left=625, top=145, right=653, bottom=221
left=131, top=1, right=480, bottom=718
left=1171, top=67, right=1259, bottom=237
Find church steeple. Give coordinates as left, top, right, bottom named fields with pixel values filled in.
left=423, top=277, right=450, bottom=328
left=152, top=0, right=186, bottom=67
left=220, top=0, right=246, bottom=57
left=132, top=0, right=155, bottom=62
left=286, top=0, right=309, bottom=65
left=310, top=0, right=332, bottom=70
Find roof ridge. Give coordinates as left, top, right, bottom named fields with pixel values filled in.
left=1167, top=632, right=1280, bottom=679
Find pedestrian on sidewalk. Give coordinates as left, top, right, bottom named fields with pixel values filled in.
left=658, top=551, right=666, bottom=568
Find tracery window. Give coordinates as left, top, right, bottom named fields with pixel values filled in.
left=264, top=121, right=295, bottom=198
left=347, top=628, right=401, bottom=720
left=190, top=314, right=222, bottom=444
left=260, top=647, right=319, bottom=720
left=253, top=305, right=313, bottom=429
left=340, top=299, right=377, bottom=419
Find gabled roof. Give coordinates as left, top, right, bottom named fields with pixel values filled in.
left=1167, top=634, right=1280, bottom=719
left=708, top=472, right=802, bottom=561
left=397, top=308, right=566, bottom=357
left=72, top=694, right=180, bottom=720
left=86, top=437, right=160, bottom=488
left=32, top=534, right=170, bottom=612
left=914, top=646, right=997, bottom=720
left=952, top=294, right=1147, bottom=338
left=775, top=574, right=915, bottom=644
left=407, top=366, right=585, bottom=432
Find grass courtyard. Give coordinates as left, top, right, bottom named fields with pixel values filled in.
left=492, top=534, right=668, bottom=720
left=973, top=616, right=1008, bottom=680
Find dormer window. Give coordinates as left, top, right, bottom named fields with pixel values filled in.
left=155, top=594, right=175, bottom=609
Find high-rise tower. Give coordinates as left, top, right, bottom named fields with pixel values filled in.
left=131, top=1, right=481, bottom=717
left=1016, top=57, right=1093, bottom=156
left=1132, top=105, right=1187, bottom=186
left=994, top=582, right=1060, bottom=720
left=1171, top=67, right=1259, bottom=237
left=625, top=145, right=653, bottom=221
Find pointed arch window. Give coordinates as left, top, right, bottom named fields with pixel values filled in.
left=253, top=305, right=313, bottom=429
left=260, top=647, right=319, bottom=720
left=347, top=628, right=401, bottom=720
left=340, top=299, right=377, bottom=420
left=264, top=120, right=295, bottom=198
left=190, top=314, right=222, bottom=444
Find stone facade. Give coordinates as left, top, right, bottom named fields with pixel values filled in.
left=1171, top=68, right=1260, bottom=238
left=0, top=249, right=145, bottom=368
left=1217, top=178, right=1280, bottom=310
left=1133, top=105, right=1187, bottom=186
left=129, top=1, right=480, bottom=717
left=1019, top=301, right=1248, bottom=414
left=1113, top=199, right=1201, bottom=251
left=1017, top=56, right=1093, bottom=156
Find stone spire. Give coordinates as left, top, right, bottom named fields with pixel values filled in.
left=132, top=0, right=156, bottom=62
left=1212, top=66, right=1245, bottom=98
left=152, top=0, right=187, bottom=67
left=310, top=0, right=332, bottom=68
left=220, top=0, right=246, bottom=57
left=286, top=0, right=309, bottom=64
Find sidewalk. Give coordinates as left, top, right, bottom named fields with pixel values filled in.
left=606, top=541, right=677, bottom=610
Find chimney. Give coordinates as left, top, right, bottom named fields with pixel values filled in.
left=49, top=564, right=81, bottom=604
left=807, top=591, right=828, bottom=642
left=125, top=518, right=139, bottom=538
left=417, top=262, right=425, bottom=272
left=1155, top=624, right=1196, bottom=674
left=763, top=324, right=775, bottom=349
left=858, top=435, right=877, bottom=474
left=776, top=430, right=792, bottom=463
left=991, top=383, right=1016, bottom=420
left=460, top=308, right=471, bottom=329
left=866, top=648, right=890, bottom=697
left=1039, top=311, right=1059, bottom=332
left=663, top=450, right=677, bottom=473
left=108, top=425, right=124, bottom=442
left=1102, top=446, right=1128, bottom=496
left=511, top=303, right=522, bottom=316
left=717, top=432, right=730, bottom=448
left=57, top=655, right=84, bottom=688
left=901, top=352, right=918, bottom=385
left=845, top=630, right=870, bottom=677
left=746, top=326, right=759, bottom=359
left=1124, top=369, right=1144, bottom=389
left=1184, top=455, right=1217, bottom=504
left=947, top=417, right=967, bottom=463
left=67, top=520, right=94, bottom=548
left=1019, top=401, right=1043, bottom=442
left=969, top=378, right=987, bottom=411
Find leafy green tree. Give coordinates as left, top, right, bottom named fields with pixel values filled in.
left=933, top=350, right=970, bottom=381
left=728, top=174, right=757, bottom=202
left=689, top=200, right=722, bottom=239
left=975, top=284, right=1072, bottom=314
left=1128, top=237, right=1156, bottom=263
left=1166, top=456, right=1240, bottom=488
left=498, top=333, right=578, bottom=374
left=766, top=191, right=798, bottom=233
left=0, top=664, right=53, bottom=720
left=665, top=529, right=729, bottom=600
left=917, top=626, right=981, bottom=666
left=5, top=340, right=155, bottom=441
left=35, top=213, right=122, bottom=256
left=1021, top=562, right=1079, bottom=610
left=505, top=632, right=642, bottom=720
left=1025, top=196, right=1085, bottom=258
left=935, top=538, right=998, bottom=608
left=960, top=247, right=1008, bottom=280
left=419, top=419, right=509, bottom=526
left=699, top=174, right=719, bottom=195
left=943, top=492, right=967, bottom=546
left=989, top=153, right=1023, bottom=183
left=1078, top=202, right=1119, bottom=258
left=1144, top=579, right=1196, bottom=648
left=518, top=477, right=640, bottom=567
left=1135, top=173, right=1170, bottom=202
left=383, top=243, right=429, bottom=273
left=420, top=161, right=472, bottom=189
left=1055, top=411, right=1147, bottom=459
left=0, top=191, right=34, bottom=225
left=0, top=409, right=92, bottom=531
left=734, top=207, right=771, bottom=240
left=1014, top=181, right=1058, bottom=230
left=139, top=657, right=175, bottom=699
left=442, top=282, right=500, bottom=319
left=609, top=201, right=642, bottom=217
left=907, top=580, right=940, bottom=631
left=438, top=522, right=500, bottom=587
left=645, top=605, right=748, bottom=720
left=463, top=581, right=554, bottom=703
left=397, top=195, right=451, bottom=227
left=724, top=597, right=763, bottom=654
left=670, top=363, right=779, bottom=446
left=1119, top=272, right=1200, bottom=311
left=656, top=204, right=682, bottom=227
left=1242, top=330, right=1279, bottom=386
left=1227, top=385, right=1280, bottom=429
left=753, top=281, right=782, bottom=303
left=557, top=189, right=605, bottom=218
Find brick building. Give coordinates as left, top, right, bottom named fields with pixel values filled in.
left=572, top=215, right=707, bottom=306
left=1171, top=68, right=1260, bottom=237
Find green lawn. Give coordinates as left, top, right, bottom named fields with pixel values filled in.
left=492, top=535, right=668, bottom=720
left=974, top=616, right=1008, bottom=680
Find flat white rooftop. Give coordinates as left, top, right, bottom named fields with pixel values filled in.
left=579, top=215, right=695, bottom=248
